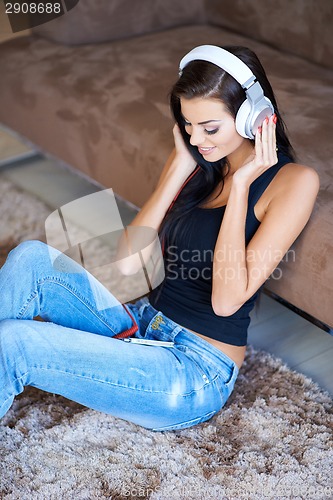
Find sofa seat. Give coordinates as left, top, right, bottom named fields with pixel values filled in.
left=0, top=24, right=332, bottom=329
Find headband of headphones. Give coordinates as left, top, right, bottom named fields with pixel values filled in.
left=179, top=44, right=256, bottom=90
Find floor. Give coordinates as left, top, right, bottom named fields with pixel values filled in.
left=0, top=127, right=332, bottom=397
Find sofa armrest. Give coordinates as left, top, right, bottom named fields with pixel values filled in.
left=31, top=0, right=206, bottom=45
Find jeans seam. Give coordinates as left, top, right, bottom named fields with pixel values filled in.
left=151, top=410, right=217, bottom=431
left=215, top=373, right=227, bottom=403
left=19, top=277, right=118, bottom=334
left=31, top=366, right=211, bottom=397
left=17, top=291, right=38, bottom=319
left=1, top=371, right=29, bottom=410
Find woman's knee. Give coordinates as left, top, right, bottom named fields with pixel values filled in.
left=7, top=240, right=53, bottom=273
left=9, top=241, right=84, bottom=278
left=8, top=240, right=49, bottom=263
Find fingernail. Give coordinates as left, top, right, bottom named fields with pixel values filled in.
left=273, top=114, right=278, bottom=124
left=265, top=117, right=269, bottom=124
left=258, top=126, right=262, bottom=134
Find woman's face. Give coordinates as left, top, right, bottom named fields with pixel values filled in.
left=180, top=96, right=248, bottom=162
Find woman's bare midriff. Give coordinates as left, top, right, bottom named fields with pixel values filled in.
left=182, top=325, right=246, bottom=369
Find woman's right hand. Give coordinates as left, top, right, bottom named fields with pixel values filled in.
left=172, top=123, right=197, bottom=176
left=127, top=123, right=199, bottom=238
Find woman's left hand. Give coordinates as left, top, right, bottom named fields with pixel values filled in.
left=233, top=113, right=278, bottom=187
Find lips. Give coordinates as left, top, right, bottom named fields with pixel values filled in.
left=198, top=146, right=216, bottom=156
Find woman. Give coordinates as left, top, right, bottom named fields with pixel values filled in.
left=0, top=45, right=319, bottom=431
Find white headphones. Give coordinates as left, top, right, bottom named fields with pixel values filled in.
left=179, top=45, right=274, bottom=140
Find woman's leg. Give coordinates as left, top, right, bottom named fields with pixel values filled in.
left=0, top=241, right=236, bottom=430
left=0, top=240, right=133, bottom=336
left=0, top=318, right=224, bottom=430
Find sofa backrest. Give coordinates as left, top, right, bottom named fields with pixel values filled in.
left=31, top=0, right=206, bottom=45
left=205, top=0, right=333, bottom=69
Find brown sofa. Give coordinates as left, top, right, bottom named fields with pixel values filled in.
left=0, top=0, right=332, bottom=330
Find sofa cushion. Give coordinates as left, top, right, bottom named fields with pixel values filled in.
left=0, top=24, right=332, bottom=328
left=31, top=0, right=206, bottom=45
left=205, top=0, right=333, bottom=70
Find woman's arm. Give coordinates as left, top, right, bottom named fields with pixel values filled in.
left=212, top=117, right=320, bottom=316
left=129, top=125, right=197, bottom=231
left=116, top=125, right=197, bottom=274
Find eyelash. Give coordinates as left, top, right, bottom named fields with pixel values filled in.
left=184, top=122, right=219, bottom=135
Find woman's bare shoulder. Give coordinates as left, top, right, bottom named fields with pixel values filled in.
left=269, top=163, right=320, bottom=212
left=270, top=162, right=320, bottom=199
left=255, top=162, right=319, bottom=222
left=280, top=162, right=319, bottom=178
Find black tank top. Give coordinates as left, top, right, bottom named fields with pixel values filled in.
left=149, top=153, right=292, bottom=346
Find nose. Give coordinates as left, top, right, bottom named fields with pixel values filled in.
left=189, top=126, right=205, bottom=147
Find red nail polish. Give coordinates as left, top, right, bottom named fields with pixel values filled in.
left=265, top=117, right=269, bottom=124
left=273, top=114, right=278, bottom=124
left=258, top=126, right=262, bottom=134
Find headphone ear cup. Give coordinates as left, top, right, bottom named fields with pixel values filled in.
left=236, top=97, right=274, bottom=139
left=251, top=97, right=275, bottom=137
left=235, top=99, right=252, bottom=139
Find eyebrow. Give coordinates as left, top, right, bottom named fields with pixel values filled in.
left=182, top=116, right=222, bottom=125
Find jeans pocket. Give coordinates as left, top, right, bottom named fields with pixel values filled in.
left=223, top=362, right=238, bottom=386
left=219, top=363, right=239, bottom=402
left=180, top=345, right=218, bottom=385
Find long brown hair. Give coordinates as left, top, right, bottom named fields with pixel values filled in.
left=159, top=45, right=295, bottom=248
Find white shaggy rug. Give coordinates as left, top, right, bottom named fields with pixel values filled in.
left=0, top=178, right=332, bottom=499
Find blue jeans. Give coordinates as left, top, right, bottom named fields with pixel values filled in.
left=0, top=240, right=239, bottom=431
